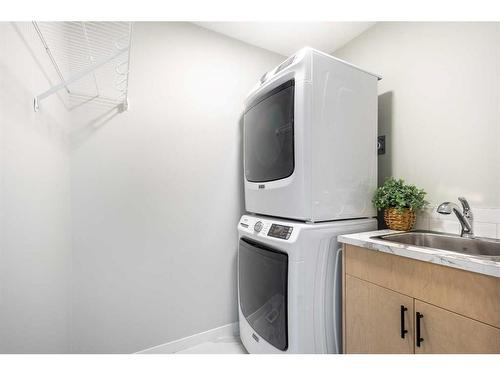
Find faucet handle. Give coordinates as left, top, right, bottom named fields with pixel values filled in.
left=458, top=197, right=472, bottom=217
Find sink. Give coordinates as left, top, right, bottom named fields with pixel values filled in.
left=373, top=230, right=500, bottom=258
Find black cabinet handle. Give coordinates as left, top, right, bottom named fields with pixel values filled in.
left=416, top=312, right=424, bottom=347
left=400, top=305, right=408, bottom=339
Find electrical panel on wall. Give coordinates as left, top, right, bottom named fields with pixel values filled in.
left=32, top=22, right=132, bottom=112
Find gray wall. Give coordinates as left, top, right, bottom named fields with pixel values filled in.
left=335, top=22, right=500, bottom=208
left=0, top=23, right=71, bottom=353
left=69, top=22, right=284, bottom=353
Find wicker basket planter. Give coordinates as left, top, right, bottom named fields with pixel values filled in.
left=384, top=208, right=416, bottom=231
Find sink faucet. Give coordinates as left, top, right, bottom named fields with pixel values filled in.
left=437, top=197, right=474, bottom=238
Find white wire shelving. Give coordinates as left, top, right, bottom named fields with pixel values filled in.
left=32, top=21, right=133, bottom=112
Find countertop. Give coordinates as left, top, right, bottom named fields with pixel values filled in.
left=338, top=230, right=500, bottom=278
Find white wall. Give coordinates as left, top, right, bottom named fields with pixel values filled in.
left=0, top=21, right=282, bottom=354
left=69, top=22, right=284, bottom=353
left=335, top=23, right=500, bottom=210
left=0, top=23, right=71, bottom=353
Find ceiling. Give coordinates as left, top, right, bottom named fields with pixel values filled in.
left=194, top=22, right=375, bottom=56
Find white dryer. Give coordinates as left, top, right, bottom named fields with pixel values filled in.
left=237, top=214, right=377, bottom=354
left=243, top=47, right=381, bottom=222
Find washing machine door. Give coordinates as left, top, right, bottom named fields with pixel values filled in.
left=238, top=238, right=288, bottom=351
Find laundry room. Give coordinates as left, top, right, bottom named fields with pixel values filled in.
left=1, top=1, right=500, bottom=374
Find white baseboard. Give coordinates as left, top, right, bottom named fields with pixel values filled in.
left=135, top=322, right=239, bottom=354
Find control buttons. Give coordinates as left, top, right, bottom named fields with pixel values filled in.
left=254, top=221, right=263, bottom=233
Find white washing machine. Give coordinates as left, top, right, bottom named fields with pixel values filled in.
left=237, top=214, right=377, bottom=354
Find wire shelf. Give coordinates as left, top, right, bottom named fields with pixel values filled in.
left=33, top=21, right=132, bottom=112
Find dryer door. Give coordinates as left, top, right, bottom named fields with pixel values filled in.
left=238, top=238, right=288, bottom=351
left=243, top=80, right=295, bottom=183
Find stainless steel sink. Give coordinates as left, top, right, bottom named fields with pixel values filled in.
left=373, top=230, right=500, bottom=258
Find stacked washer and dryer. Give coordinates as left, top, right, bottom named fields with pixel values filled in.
left=237, top=48, right=381, bottom=354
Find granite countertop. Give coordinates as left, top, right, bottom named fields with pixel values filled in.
left=338, top=230, right=500, bottom=278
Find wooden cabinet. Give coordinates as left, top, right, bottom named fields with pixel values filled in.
left=414, top=300, right=500, bottom=354
left=343, top=244, right=500, bottom=354
left=345, top=275, right=414, bottom=353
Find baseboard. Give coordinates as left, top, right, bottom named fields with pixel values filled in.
left=135, top=322, right=239, bottom=354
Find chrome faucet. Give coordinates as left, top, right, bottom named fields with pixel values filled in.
left=437, top=197, right=474, bottom=238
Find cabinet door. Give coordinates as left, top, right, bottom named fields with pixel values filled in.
left=414, top=300, right=500, bottom=354
left=345, top=275, right=414, bottom=353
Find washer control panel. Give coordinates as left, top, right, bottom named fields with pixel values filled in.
left=239, top=216, right=294, bottom=241
left=267, top=224, right=293, bottom=240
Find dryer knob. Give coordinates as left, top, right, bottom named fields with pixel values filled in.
left=254, top=221, right=263, bottom=233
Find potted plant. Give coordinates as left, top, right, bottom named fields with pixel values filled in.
left=373, top=178, right=428, bottom=231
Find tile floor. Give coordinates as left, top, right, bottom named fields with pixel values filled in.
left=176, top=336, right=247, bottom=354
